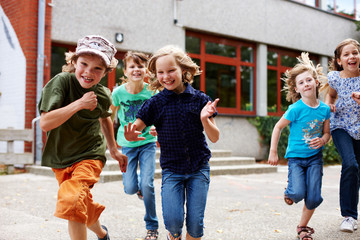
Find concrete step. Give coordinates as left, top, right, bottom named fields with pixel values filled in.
left=105, top=149, right=233, bottom=160
left=26, top=162, right=277, bottom=183
left=103, top=156, right=256, bottom=171
left=98, top=164, right=277, bottom=183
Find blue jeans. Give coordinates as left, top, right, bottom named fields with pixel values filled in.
left=332, top=129, right=360, bottom=219
left=121, top=142, right=158, bottom=230
left=161, top=162, right=210, bottom=239
left=285, top=152, right=323, bottom=210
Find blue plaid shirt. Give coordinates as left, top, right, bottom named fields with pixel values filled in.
left=137, top=83, right=217, bottom=174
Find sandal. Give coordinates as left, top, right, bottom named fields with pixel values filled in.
left=145, top=229, right=158, bottom=240
left=137, top=190, right=144, bottom=200
left=284, top=194, right=294, bottom=205
left=297, top=225, right=314, bottom=240
left=167, top=232, right=182, bottom=240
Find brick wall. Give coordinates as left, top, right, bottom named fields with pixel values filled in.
left=0, top=0, right=52, bottom=151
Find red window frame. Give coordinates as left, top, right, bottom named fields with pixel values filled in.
left=186, top=31, right=257, bottom=115
left=267, top=47, right=319, bottom=116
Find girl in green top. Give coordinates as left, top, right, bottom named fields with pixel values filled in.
left=111, top=51, right=159, bottom=240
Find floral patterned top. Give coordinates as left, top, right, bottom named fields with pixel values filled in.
left=328, top=71, right=360, bottom=140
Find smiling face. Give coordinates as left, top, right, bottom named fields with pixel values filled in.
left=73, top=54, right=107, bottom=89
left=295, top=71, right=318, bottom=99
left=155, top=54, right=185, bottom=94
left=124, top=58, right=146, bottom=83
left=337, top=43, right=360, bottom=73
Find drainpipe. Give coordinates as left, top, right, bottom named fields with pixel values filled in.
left=35, top=0, right=45, bottom=163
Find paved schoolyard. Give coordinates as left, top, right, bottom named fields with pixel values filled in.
left=0, top=165, right=359, bottom=240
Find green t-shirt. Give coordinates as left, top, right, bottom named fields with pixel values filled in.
left=112, top=83, right=157, bottom=147
left=38, top=72, right=112, bottom=168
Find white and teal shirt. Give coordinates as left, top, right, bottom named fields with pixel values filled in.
left=112, top=83, right=157, bottom=147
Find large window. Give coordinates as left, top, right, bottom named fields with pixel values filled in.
left=267, top=48, right=319, bottom=116
left=186, top=31, right=256, bottom=115
left=51, top=43, right=125, bottom=91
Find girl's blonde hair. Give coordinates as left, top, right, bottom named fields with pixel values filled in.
left=329, top=38, right=360, bottom=71
left=120, top=51, right=149, bottom=84
left=62, top=52, right=118, bottom=73
left=283, top=52, right=326, bottom=103
left=147, top=45, right=201, bottom=91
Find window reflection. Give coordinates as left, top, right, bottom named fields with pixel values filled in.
left=186, top=36, right=201, bottom=54
left=241, top=47, right=254, bottom=63
left=51, top=46, right=67, bottom=78
left=240, top=66, right=254, bottom=111
left=192, top=58, right=201, bottom=90
left=205, top=63, right=236, bottom=108
left=267, top=52, right=278, bottom=66
left=281, top=55, right=298, bottom=67
left=115, top=60, right=124, bottom=86
left=205, top=42, right=236, bottom=58
left=267, top=70, right=277, bottom=112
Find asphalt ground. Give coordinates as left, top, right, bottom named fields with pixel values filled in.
left=1, top=165, right=359, bottom=240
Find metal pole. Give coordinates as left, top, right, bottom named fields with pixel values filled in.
left=36, top=0, right=46, bottom=163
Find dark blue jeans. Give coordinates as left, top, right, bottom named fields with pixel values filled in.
left=332, top=129, right=360, bottom=220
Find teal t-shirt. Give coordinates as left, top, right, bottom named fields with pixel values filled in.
left=38, top=72, right=112, bottom=168
left=112, top=83, right=157, bottom=147
left=284, top=99, right=330, bottom=159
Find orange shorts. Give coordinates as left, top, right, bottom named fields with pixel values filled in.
left=52, top=160, right=104, bottom=226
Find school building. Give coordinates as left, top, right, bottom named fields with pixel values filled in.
left=1, top=0, right=359, bottom=161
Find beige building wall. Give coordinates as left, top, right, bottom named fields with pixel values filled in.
left=51, top=0, right=360, bottom=159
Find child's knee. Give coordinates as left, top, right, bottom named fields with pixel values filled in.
left=123, top=182, right=138, bottom=194
left=305, top=196, right=323, bottom=210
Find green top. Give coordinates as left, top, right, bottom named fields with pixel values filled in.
left=38, top=72, right=112, bottom=168
left=112, top=83, right=157, bottom=147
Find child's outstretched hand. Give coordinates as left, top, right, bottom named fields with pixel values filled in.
left=352, top=92, right=360, bottom=105
left=124, top=122, right=146, bottom=141
left=201, top=98, right=220, bottom=121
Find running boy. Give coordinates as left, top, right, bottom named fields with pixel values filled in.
left=268, top=52, right=330, bottom=240
left=111, top=51, right=159, bottom=240
left=38, top=35, right=127, bottom=240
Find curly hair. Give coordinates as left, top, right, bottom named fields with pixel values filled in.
left=119, top=51, right=150, bottom=84
left=62, top=51, right=118, bottom=73
left=283, top=52, right=326, bottom=103
left=329, top=38, right=360, bottom=71
left=147, top=45, right=201, bottom=92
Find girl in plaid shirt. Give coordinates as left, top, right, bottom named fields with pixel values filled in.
left=125, top=45, right=219, bottom=240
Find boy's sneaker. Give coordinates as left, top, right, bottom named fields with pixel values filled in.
left=340, top=217, right=358, bottom=233
left=98, top=225, right=110, bottom=240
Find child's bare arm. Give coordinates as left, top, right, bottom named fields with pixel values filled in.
left=325, top=87, right=337, bottom=112
left=352, top=92, right=360, bottom=105
left=99, top=117, right=128, bottom=172
left=40, top=91, right=97, bottom=132
left=268, top=117, right=290, bottom=166
left=308, top=119, right=330, bottom=149
left=201, top=98, right=220, bottom=143
left=124, top=119, right=147, bottom=141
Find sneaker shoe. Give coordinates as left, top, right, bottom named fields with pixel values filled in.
left=340, top=217, right=358, bottom=233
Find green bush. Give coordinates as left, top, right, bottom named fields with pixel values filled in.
left=248, top=116, right=341, bottom=165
